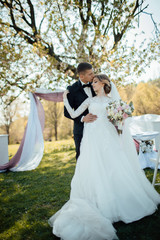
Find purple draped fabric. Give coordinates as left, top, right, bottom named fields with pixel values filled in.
left=0, top=91, right=64, bottom=171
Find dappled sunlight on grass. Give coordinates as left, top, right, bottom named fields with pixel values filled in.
left=44, top=138, right=75, bottom=154
left=8, top=139, right=75, bottom=159
left=1, top=140, right=160, bottom=240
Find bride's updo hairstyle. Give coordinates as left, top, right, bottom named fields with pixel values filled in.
left=94, top=74, right=111, bottom=94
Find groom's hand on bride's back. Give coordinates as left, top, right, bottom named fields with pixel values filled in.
left=82, top=113, right=97, bottom=123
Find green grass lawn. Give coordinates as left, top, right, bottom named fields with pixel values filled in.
left=0, top=139, right=160, bottom=240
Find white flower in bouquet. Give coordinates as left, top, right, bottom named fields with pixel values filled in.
left=107, top=100, right=134, bottom=134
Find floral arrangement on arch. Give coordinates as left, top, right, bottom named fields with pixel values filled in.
left=107, top=99, right=134, bottom=134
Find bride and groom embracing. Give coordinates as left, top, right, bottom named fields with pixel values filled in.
left=48, top=63, right=160, bottom=240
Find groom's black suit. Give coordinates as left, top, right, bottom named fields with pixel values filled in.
left=64, top=80, right=96, bottom=159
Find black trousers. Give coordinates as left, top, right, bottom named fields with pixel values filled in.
left=74, top=134, right=83, bottom=160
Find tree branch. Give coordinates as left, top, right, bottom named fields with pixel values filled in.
left=134, top=4, right=148, bottom=17
left=1, top=1, right=35, bottom=44
left=112, top=0, right=149, bottom=49
left=39, top=8, right=49, bottom=34
left=0, top=0, right=77, bottom=76
left=78, top=0, right=91, bottom=27
left=97, top=0, right=105, bottom=28
left=57, top=2, right=75, bottom=49
left=27, top=0, right=37, bottom=36
left=86, top=0, right=91, bottom=24
left=16, top=0, right=32, bottom=27
left=103, top=9, right=113, bottom=36
left=78, top=0, right=85, bottom=24
left=142, top=11, right=160, bottom=37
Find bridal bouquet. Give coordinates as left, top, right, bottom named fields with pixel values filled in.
left=107, top=100, right=134, bottom=134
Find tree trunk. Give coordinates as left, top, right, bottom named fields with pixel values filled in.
left=54, top=119, right=58, bottom=141
left=5, top=125, right=10, bottom=144
left=54, top=103, right=58, bottom=141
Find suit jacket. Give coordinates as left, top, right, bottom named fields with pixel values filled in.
left=64, top=80, right=96, bottom=135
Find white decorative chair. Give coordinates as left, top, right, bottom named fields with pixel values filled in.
left=129, top=114, right=160, bottom=150
left=151, top=144, right=160, bottom=186
left=127, top=114, right=160, bottom=187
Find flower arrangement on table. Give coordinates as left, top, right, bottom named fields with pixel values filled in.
left=140, top=140, right=154, bottom=153
left=107, top=100, right=134, bottom=134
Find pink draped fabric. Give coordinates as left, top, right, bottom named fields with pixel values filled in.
left=0, top=127, right=27, bottom=170
left=133, top=139, right=140, bottom=154
left=35, top=92, right=63, bottom=102
left=0, top=91, right=64, bottom=171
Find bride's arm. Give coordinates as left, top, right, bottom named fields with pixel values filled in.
left=63, top=90, right=90, bottom=118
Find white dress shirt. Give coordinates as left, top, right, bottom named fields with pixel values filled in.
left=80, top=79, right=92, bottom=98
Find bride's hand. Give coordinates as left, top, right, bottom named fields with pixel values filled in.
left=63, top=90, right=69, bottom=100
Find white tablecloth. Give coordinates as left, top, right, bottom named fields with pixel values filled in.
left=132, top=131, right=159, bottom=141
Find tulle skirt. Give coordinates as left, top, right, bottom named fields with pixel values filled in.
left=48, top=117, right=160, bottom=240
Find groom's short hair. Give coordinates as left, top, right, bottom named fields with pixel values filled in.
left=77, top=62, right=92, bottom=74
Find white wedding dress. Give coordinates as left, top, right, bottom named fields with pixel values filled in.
left=48, top=95, right=160, bottom=240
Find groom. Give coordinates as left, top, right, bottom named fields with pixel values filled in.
left=64, top=62, right=97, bottom=160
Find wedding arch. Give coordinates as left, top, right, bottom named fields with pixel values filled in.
left=0, top=89, right=64, bottom=172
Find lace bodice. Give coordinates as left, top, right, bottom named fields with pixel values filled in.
left=64, top=96, right=112, bottom=119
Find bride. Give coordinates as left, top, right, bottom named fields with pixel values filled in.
left=48, top=74, right=160, bottom=240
